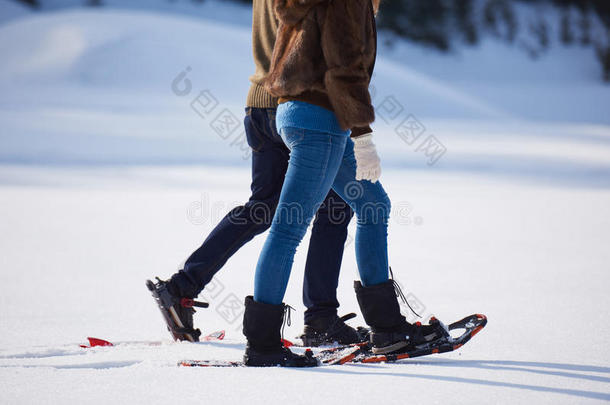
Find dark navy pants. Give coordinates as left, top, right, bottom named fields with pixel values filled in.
left=170, top=107, right=353, bottom=322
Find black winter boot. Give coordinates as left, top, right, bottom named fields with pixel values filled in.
left=354, top=280, right=414, bottom=354
left=299, top=313, right=369, bottom=346
left=354, top=280, right=449, bottom=354
left=243, top=296, right=318, bottom=367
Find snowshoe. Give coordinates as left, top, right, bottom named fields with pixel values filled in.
left=146, top=277, right=208, bottom=342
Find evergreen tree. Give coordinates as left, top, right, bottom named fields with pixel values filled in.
left=453, top=0, right=479, bottom=45
left=377, top=0, right=450, bottom=51
left=16, top=0, right=38, bottom=7
left=596, top=40, right=610, bottom=82
left=560, top=9, right=575, bottom=45
left=205, top=0, right=610, bottom=82
left=579, top=9, right=592, bottom=45
left=483, top=0, right=517, bottom=43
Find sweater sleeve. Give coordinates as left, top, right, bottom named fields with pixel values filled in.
left=351, top=125, right=372, bottom=138
left=320, top=0, right=375, bottom=131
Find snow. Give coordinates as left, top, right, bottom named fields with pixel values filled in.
left=0, top=2, right=609, bottom=404
left=0, top=166, right=609, bottom=404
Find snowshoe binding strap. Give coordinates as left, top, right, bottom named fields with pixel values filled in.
left=174, top=327, right=202, bottom=341
left=389, top=267, right=422, bottom=318
left=153, top=277, right=209, bottom=308
left=180, top=298, right=209, bottom=309
left=338, top=313, right=357, bottom=323
left=428, top=316, right=450, bottom=338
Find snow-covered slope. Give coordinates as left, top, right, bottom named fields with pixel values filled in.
left=0, top=8, right=609, bottom=188
left=36, top=0, right=254, bottom=27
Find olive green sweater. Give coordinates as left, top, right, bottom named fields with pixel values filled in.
left=246, top=0, right=279, bottom=108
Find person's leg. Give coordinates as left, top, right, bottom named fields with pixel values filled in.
left=170, top=108, right=289, bottom=298
left=331, top=137, right=391, bottom=286
left=302, top=189, right=353, bottom=323
left=253, top=127, right=349, bottom=305
left=326, top=137, right=408, bottom=353
left=327, top=138, right=447, bottom=353
left=245, top=101, right=352, bottom=366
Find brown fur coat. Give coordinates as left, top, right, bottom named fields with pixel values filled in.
left=264, top=0, right=377, bottom=131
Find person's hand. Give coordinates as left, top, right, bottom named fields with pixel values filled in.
left=353, top=133, right=381, bottom=183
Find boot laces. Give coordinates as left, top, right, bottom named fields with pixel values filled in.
left=389, top=267, right=422, bottom=318
left=281, top=304, right=294, bottom=340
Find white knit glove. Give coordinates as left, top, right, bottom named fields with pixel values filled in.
left=353, top=133, right=382, bottom=183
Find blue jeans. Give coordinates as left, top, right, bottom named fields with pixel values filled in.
left=254, top=102, right=390, bottom=305
left=170, top=107, right=353, bottom=322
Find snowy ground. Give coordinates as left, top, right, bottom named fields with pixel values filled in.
left=0, top=166, right=609, bottom=404
left=0, top=3, right=609, bottom=404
